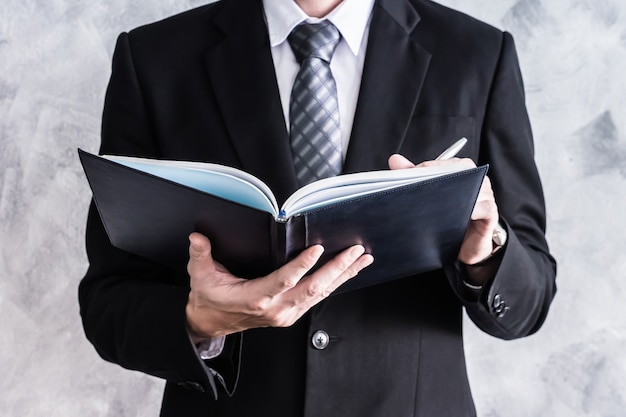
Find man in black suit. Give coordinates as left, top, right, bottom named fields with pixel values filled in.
left=79, top=0, right=557, bottom=416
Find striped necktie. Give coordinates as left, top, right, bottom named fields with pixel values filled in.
left=288, top=21, right=342, bottom=187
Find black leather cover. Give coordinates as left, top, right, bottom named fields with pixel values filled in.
left=79, top=149, right=487, bottom=293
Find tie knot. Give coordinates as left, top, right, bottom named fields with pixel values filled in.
left=288, top=21, right=341, bottom=64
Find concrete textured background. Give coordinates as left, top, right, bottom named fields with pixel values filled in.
left=1, top=1, right=625, bottom=416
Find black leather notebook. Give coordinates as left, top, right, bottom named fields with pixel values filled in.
left=78, top=149, right=487, bottom=294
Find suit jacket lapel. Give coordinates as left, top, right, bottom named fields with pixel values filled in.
left=203, top=0, right=431, bottom=199
left=343, top=0, right=432, bottom=174
left=204, top=0, right=298, bottom=204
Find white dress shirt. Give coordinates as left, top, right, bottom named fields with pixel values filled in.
left=197, top=0, right=375, bottom=361
left=264, top=0, right=374, bottom=158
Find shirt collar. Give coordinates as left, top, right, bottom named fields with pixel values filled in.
left=262, top=0, right=374, bottom=56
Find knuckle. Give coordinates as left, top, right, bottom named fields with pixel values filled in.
left=276, top=275, right=296, bottom=291
left=295, top=258, right=316, bottom=275
left=344, top=266, right=360, bottom=279
left=273, top=260, right=310, bottom=287
left=268, top=270, right=299, bottom=292
left=305, top=281, right=325, bottom=298
left=246, top=297, right=271, bottom=314
left=335, top=258, right=350, bottom=271
left=282, top=297, right=298, bottom=309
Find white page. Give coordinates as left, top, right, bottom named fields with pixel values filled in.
left=281, top=164, right=467, bottom=218
left=103, top=154, right=469, bottom=221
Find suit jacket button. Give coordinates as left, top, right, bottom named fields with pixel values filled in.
left=312, top=330, right=330, bottom=350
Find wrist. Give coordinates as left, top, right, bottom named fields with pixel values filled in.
left=464, top=222, right=507, bottom=265
left=186, top=303, right=209, bottom=344
left=462, top=222, right=507, bottom=286
left=185, top=294, right=218, bottom=343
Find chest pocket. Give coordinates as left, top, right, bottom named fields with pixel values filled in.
left=399, top=115, right=476, bottom=162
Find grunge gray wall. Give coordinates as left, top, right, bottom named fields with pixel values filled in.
left=1, top=1, right=625, bottom=416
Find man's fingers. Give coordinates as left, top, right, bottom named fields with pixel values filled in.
left=313, top=249, right=374, bottom=297
left=262, top=245, right=325, bottom=297
left=416, top=157, right=476, bottom=169
left=390, top=154, right=480, bottom=171
left=297, top=245, right=372, bottom=303
left=471, top=199, right=498, bottom=222
left=388, top=154, right=415, bottom=170
left=187, top=243, right=374, bottom=334
left=471, top=176, right=497, bottom=221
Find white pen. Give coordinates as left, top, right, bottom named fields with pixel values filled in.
left=435, top=137, right=467, bottom=161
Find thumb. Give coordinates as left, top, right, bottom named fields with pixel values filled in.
left=388, top=154, right=415, bottom=170
left=188, top=232, right=215, bottom=273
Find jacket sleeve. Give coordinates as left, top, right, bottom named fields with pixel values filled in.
left=78, top=32, right=239, bottom=399
left=445, top=32, right=557, bottom=340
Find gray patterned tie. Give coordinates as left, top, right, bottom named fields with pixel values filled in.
left=288, top=21, right=342, bottom=187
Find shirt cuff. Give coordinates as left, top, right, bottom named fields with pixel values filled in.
left=196, top=335, right=226, bottom=360
left=462, top=280, right=483, bottom=291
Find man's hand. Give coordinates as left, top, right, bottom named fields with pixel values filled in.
left=388, top=154, right=499, bottom=279
left=185, top=232, right=374, bottom=342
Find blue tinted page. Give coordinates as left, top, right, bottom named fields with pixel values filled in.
left=106, top=157, right=277, bottom=216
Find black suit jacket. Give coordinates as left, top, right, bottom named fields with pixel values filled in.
left=79, top=0, right=557, bottom=416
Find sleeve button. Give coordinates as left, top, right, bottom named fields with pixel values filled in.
left=491, top=293, right=510, bottom=318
